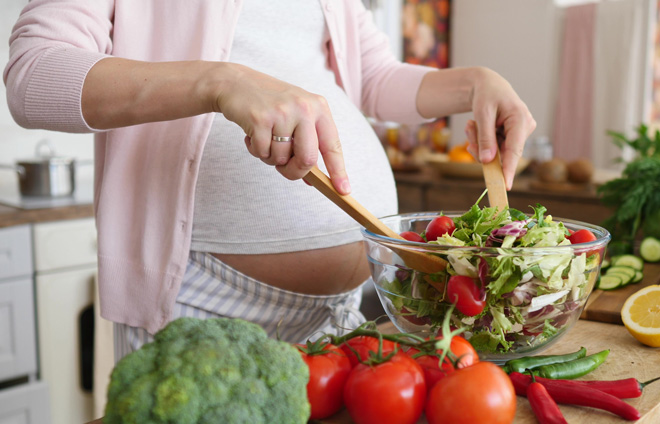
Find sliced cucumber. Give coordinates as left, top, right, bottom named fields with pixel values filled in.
left=601, top=258, right=611, bottom=270
left=598, top=275, right=622, bottom=290
left=606, top=266, right=636, bottom=278
left=604, top=272, right=632, bottom=286
left=632, top=270, right=644, bottom=284
left=612, top=254, right=644, bottom=270
left=640, top=237, right=660, bottom=263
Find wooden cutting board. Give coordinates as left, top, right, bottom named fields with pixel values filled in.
left=581, top=262, right=660, bottom=325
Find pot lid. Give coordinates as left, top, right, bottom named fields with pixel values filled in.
left=17, top=139, right=75, bottom=164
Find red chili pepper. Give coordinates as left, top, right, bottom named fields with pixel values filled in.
left=577, top=376, right=660, bottom=399
left=510, top=372, right=641, bottom=421
left=527, top=378, right=568, bottom=424
left=511, top=372, right=660, bottom=399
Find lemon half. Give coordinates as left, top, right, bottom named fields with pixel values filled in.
left=621, top=285, right=660, bottom=347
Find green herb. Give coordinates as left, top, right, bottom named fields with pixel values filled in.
left=598, top=124, right=660, bottom=254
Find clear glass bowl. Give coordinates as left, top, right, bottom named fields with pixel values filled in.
left=361, top=212, right=611, bottom=363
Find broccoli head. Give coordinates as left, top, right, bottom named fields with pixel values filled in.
left=104, top=317, right=310, bottom=424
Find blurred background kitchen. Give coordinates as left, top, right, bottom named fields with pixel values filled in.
left=1, top=0, right=659, bottom=423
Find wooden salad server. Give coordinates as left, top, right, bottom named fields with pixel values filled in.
left=482, top=148, right=509, bottom=212
left=303, top=165, right=447, bottom=274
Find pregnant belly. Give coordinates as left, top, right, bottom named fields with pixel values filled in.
left=211, top=241, right=370, bottom=295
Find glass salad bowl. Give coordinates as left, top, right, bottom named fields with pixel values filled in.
left=360, top=207, right=611, bottom=363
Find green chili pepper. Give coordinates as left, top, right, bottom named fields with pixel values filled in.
left=533, top=349, right=610, bottom=380
left=502, top=346, right=587, bottom=374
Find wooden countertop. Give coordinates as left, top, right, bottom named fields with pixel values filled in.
left=0, top=202, right=94, bottom=229
left=87, top=319, right=660, bottom=424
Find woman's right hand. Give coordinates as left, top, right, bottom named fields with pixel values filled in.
left=211, top=63, right=351, bottom=195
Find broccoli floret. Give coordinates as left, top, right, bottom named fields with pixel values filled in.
left=104, top=317, right=310, bottom=424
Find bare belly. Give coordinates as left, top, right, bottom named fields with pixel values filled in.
left=211, top=241, right=370, bottom=295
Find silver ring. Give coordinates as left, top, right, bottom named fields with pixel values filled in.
left=272, top=135, right=293, bottom=142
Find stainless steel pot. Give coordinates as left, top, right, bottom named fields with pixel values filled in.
left=0, top=140, right=90, bottom=197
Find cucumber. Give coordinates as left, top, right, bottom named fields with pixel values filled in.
left=603, top=271, right=632, bottom=286
left=600, top=258, right=611, bottom=270
left=612, top=254, right=644, bottom=270
left=632, top=270, right=644, bottom=284
left=598, top=275, right=622, bottom=290
left=606, top=266, right=636, bottom=278
left=640, top=237, right=660, bottom=263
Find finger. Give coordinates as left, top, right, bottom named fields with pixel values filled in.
left=248, top=124, right=275, bottom=160
left=276, top=119, right=318, bottom=180
left=267, top=122, right=295, bottom=166
left=499, top=124, right=527, bottom=190
left=473, top=109, right=498, bottom=163
left=316, top=113, right=350, bottom=194
left=465, top=120, right=478, bottom=160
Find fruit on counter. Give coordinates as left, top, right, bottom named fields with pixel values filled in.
left=509, top=372, right=642, bottom=421
left=343, top=352, right=426, bottom=424
left=501, top=346, right=587, bottom=374
left=640, top=236, right=660, bottom=262
left=598, top=253, right=644, bottom=290
left=536, top=158, right=568, bottom=183
left=566, top=158, right=594, bottom=183
left=526, top=375, right=568, bottom=424
left=103, top=317, right=311, bottom=424
left=621, top=285, right=660, bottom=347
left=295, top=342, right=351, bottom=420
left=448, top=141, right=476, bottom=163
left=425, top=362, right=516, bottom=424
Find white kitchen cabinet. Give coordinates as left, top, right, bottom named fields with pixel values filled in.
left=33, top=218, right=98, bottom=424
left=0, top=225, right=48, bottom=424
left=0, top=382, right=50, bottom=424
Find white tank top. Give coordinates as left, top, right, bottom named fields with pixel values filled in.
left=191, top=0, right=398, bottom=254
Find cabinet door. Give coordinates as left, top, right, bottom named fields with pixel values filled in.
left=0, top=225, right=33, bottom=281
left=32, top=218, right=97, bottom=273
left=0, top=278, right=37, bottom=382
left=0, top=382, right=51, bottom=424
left=36, top=268, right=96, bottom=424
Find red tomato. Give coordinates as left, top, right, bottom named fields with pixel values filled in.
left=568, top=229, right=597, bottom=244
left=344, top=352, right=426, bottom=424
left=406, top=335, right=479, bottom=392
left=400, top=231, right=425, bottom=243
left=425, top=362, right=517, bottom=424
left=340, top=336, right=398, bottom=368
left=567, top=229, right=600, bottom=257
left=425, top=216, right=456, bottom=241
left=446, top=275, right=486, bottom=316
left=296, top=343, right=351, bottom=420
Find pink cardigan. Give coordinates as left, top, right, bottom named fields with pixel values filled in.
left=4, top=0, right=434, bottom=334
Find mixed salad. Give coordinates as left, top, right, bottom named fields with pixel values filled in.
left=382, top=194, right=604, bottom=354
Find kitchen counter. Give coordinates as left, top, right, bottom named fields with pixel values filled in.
left=86, top=318, right=660, bottom=424
left=0, top=202, right=94, bottom=229
left=394, top=167, right=614, bottom=224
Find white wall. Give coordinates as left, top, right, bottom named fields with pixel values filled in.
left=449, top=0, right=561, bottom=148
left=0, top=0, right=94, bottom=190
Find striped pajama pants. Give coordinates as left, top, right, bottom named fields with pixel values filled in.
left=114, top=251, right=366, bottom=362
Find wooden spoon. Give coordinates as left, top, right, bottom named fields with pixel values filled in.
left=303, top=165, right=447, bottom=274
left=482, top=148, right=509, bottom=211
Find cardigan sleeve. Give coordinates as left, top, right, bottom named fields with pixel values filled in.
left=3, top=0, right=114, bottom=133
left=351, top=2, right=436, bottom=125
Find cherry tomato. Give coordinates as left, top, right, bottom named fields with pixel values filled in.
left=296, top=343, right=351, bottom=420
left=425, top=215, right=456, bottom=241
left=340, top=336, right=398, bottom=368
left=568, top=229, right=600, bottom=257
left=568, top=229, right=597, bottom=244
left=344, top=352, right=426, bottom=424
left=400, top=231, right=425, bottom=243
left=405, top=335, right=479, bottom=392
left=425, top=362, right=516, bottom=424
left=446, top=275, right=486, bottom=316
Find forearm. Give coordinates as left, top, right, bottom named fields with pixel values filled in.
left=81, top=58, right=228, bottom=129
left=415, top=67, right=487, bottom=119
